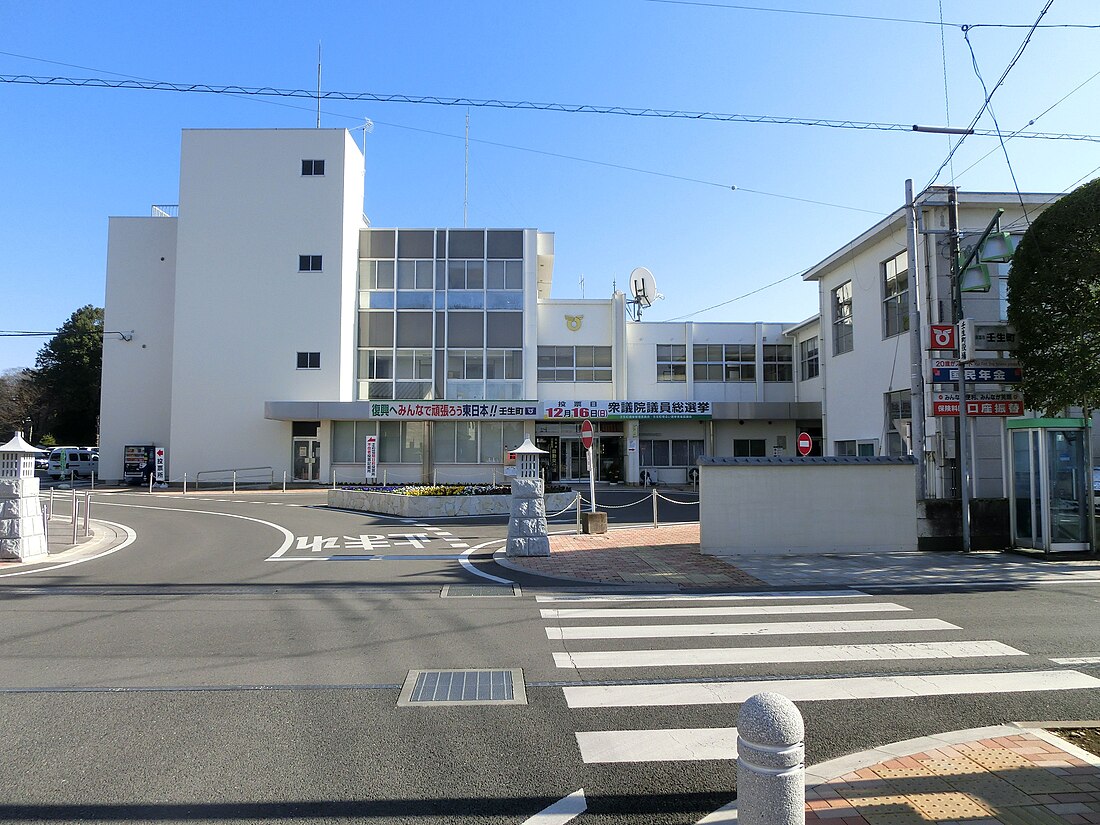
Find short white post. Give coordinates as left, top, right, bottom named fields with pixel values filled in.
left=48, top=489, right=54, bottom=520
left=90, top=470, right=95, bottom=490
left=183, top=473, right=187, bottom=495
left=71, top=490, right=78, bottom=545
left=652, top=487, right=658, bottom=529
left=70, top=470, right=75, bottom=486
left=736, top=692, right=805, bottom=825
left=282, top=470, right=287, bottom=493
left=232, top=471, right=237, bottom=494
left=148, top=473, right=153, bottom=494
left=332, top=468, right=337, bottom=490
left=383, top=468, right=388, bottom=485
left=83, top=492, right=91, bottom=537
left=576, top=495, right=582, bottom=534
left=433, top=469, right=438, bottom=485
left=42, top=501, right=49, bottom=536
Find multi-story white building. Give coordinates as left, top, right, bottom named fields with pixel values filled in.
left=100, top=128, right=821, bottom=486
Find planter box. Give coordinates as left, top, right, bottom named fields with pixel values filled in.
left=329, top=488, right=576, bottom=518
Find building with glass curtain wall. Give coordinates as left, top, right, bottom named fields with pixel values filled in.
left=99, top=128, right=822, bottom=486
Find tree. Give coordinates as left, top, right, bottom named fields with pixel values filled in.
left=1007, top=178, right=1100, bottom=416
left=32, top=305, right=104, bottom=445
left=0, top=368, right=43, bottom=442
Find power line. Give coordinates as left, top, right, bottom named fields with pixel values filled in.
left=924, top=2, right=1056, bottom=188
left=638, top=0, right=1100, bottom=28
left=3, top=73, right=1098, bottom=144
left=664, top=270, right=806, bottom=321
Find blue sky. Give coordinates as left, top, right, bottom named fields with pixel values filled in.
left=2, top=0, right=1098, bottom=372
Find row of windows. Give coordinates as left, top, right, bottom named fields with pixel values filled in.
left=639, top=439, right=705, bottom=467
left=831, top=250, right=910, bottom=356
left=359, top=229, right=524, bottom=261
left=359, top=259, right=524, bottom=292
left=657, top=344, right=796, bottom=383
left=537, top=346, right=613, bottom=382
left=331, top=420, right=526, bottom=464
left=359, top=311, right=523, bottom=350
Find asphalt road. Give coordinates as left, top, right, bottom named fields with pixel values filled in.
left=1, top=488, right=1098, bottom=824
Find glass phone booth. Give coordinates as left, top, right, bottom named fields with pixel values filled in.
left=1007, top=418, right=1093, bottom=553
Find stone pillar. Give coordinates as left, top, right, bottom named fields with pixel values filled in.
left=0, top=433, right=48, bottom=561
left=506, top=477, right=550, bottom=557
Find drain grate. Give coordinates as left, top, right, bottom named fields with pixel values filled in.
left=440, top=584, right=519, bottom=598
left=398, top=669, right=527, bottom=706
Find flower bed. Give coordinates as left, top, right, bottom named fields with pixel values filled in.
left=329, top=483, right=577, bottom=517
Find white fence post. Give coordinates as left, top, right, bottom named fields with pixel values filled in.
left=736, top=693, right=805, bottom=825
left=332, top=468, right=337, bottom=490
left=148, top=473, right=153, bottom=494
left=71, top=490, right=78, bottom=545
left=282, top=470, right=287, bottom=493
left=576, top=495, right=582, bottom=534
left=652, top=488, right=658, bottom=528
left=183, top=472, right=187, bottom=495
left=232, top=471, right=237, bottom=494
left=83, top=492, right=91, bottom=537
left=90, top=470, right=95, bottom=490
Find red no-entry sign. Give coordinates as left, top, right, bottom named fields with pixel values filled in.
left=580, top=419, right=594, bottom=450
left=797, top=432, right=813, bottom=456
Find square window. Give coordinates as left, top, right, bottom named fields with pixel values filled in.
left=296, top=351, right=320, bottom=369
left=299, top=254, right=323, bottom=272
left=301, top=159, right=325, bottom=176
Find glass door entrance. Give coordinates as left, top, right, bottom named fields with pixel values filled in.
left=1010, top=424, right=1090, bottom=553
left=560, top=438, right=587, bottom=481
left=293, top=438, right=320, bottom=482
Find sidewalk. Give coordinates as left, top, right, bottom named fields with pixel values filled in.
left=0, top=517, right=123, bottom=572
left=500, top=523, right=767, bottom=588
left=497, top=522, right=1100, bottom=590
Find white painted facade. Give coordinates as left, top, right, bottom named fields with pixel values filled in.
left=100, top=128, right=821, bottom=486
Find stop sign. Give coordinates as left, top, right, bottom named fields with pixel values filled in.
left=580, top=419, right=594, bottom=450
left=797, top=432, right=813, bottom=456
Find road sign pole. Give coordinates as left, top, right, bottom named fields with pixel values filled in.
left=588, top=446, right=596, bottom=513
left=949, top=190, right=972, bottom=553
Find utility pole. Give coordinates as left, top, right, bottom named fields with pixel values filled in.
left=948, top=188, right=972, bottom=553
left=905, top=180, right=926, bottom=500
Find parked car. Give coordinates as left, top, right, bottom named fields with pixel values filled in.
left=47, top=447, right=99, bottom=480
left=34, top=449, right=50, bottom=472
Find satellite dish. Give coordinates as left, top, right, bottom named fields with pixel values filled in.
left=629, top=267, right=658, bottom=309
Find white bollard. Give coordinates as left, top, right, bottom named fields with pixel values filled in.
left=282, top=470, right=287, bottom=493
left=48, top=489, right=54, bottom=520
left=232, top=471, right=237, bottom=494
left=576, top=495, right=582, bottom=534
left=736, top=692, right=805, bottom=825
left=652, top=487, right=658, bottom=528
left=148, top=473, right=154, bottom=494
left=332, top=468, right=337, bottom=490
left=90, top=470, right=95, bottom=490
left=183, top=473, right=187, bottom=495
left=71, top=490, right=78, bottom=545
left=83, top=492, right=91, bottom=537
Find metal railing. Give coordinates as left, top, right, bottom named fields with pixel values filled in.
left=150, top=204, right=178, bottom=217
left=569, top=488, right=700, bottom=532
left=194, top=466, right=274, bottom=492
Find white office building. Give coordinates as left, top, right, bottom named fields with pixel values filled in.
left=100, top=128, right=821, bottom=487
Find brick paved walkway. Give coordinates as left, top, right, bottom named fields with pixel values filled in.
left=807, top=731, right=1100, bottom=824
left=502, top=523, right=766, bottom=587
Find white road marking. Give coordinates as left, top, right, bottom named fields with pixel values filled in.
left=553, top=640, right=1027, bottom=670
left=1052, top=656, right=1100, bottom=664
left=576, top=727, right=738, bottom=764
left=460, top=541, right=514, bottom=584
left=448, top=543, right=470, bottom=548
left=93, top=501, right=295, bottom=558
left=535, top=590, right=869, bottom=603
left=563, top=669, right=1100, bottom=708
left=0, top=520, right=137, bottom=578
left=546, top=618, right=959, bottom=640
left=541, top=602, right=910, bottom=620
left=520, top=789, right=587, bottom=824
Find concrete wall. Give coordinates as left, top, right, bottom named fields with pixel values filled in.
left=168, top=129, right=363, bottom=478
left=699, top=457, right=917, bottom=554
left=99, top=216, right=178, bottom=481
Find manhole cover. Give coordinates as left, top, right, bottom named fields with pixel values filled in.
left=441, top=584, right=519, bottom=598
left=398, top=669, right=527, bottom=706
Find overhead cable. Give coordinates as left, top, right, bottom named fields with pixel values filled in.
left=2, top=74, right=1098, bottom=144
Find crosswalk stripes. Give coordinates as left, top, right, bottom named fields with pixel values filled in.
left=539, top=588, right=1100, bottom=766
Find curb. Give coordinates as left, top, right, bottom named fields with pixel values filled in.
left=490, top=547, right=672, bottom=590
left=696, top=723, right=1100, bottom=824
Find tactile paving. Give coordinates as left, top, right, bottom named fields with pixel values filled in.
left=905, top=790, right=992, bottom=819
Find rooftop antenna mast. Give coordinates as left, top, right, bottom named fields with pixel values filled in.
left=464, top=109, right=469, bottom=227
left=316, top=42, right=322, bottom=128
left=579, top=274, right=585, bottom=298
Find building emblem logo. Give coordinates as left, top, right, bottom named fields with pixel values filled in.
left=565, top=314, right=584, bottom=331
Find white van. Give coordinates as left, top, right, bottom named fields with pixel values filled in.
left=47, top=447, right=99, bottom=480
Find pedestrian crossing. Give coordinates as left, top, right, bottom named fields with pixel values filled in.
left=539, top=588, right=1100, bottom=766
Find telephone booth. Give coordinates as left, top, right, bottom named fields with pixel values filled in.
left=1007, top=418, right=1094, bottom=553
